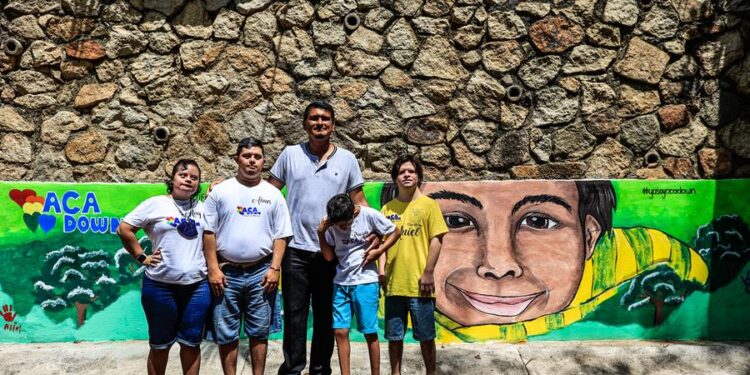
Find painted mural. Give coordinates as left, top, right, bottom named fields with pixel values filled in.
left=1, top=180, right=749, bottom=343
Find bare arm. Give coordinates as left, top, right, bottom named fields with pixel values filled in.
left=378, top=251, right=388, bottom=292
left=317, top=218, right=335, bottom=262
left=268, top=176, right=285, bottom=190
left=202, top=231, right=227, bottom=295
left=362, top=227, right=401, bottom=267
left=379, top=227, right=401, bottom=252
left=116, top=221, right=161, bottom=266
left=419, top=234, right=444, bottom=297
left=262, top=237, right=288, bottom=293
left=353, top=186, right=382, bottom=252
left=208, top=177, right=225, bottom=194
left=318, top=233, right=335, bottom=262
left=349, top=187, right=368, bottom=207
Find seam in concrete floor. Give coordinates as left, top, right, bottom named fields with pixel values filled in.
left=517, top=348, right=531, bottom=375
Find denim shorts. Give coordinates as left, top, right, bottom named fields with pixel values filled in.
left=332, top=282, right=379, bottom=334
left=210, top=262, right=277, bottom=344
left=384, top=296, right=436, bottom=341
left=141, top=275, right=211, bottom=350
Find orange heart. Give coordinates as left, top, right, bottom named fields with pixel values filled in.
left=25, top=195, right=45, bottom=204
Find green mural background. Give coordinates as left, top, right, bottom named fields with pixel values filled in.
left=1, top=180, right=749, bottom=343
left=537, top=180, right=750, bottom=342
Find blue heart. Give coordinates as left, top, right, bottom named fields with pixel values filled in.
left=38, top=214, right=56, bottom=233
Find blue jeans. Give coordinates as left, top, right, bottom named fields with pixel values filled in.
left=141, top=276, right=211, bottom=349
left=384, top=296, right=436, bottom=341
left=211, top=262, right=277, bottom=344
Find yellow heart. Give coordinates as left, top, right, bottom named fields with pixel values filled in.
left=23, top=202, right=43, bottom=214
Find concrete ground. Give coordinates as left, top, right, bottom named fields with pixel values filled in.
left=1, top=340, right=749, bottom=374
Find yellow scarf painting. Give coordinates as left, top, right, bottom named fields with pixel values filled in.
left=434, top=227, right=709, bottom=342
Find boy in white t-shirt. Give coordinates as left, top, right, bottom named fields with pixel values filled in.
left=203, top=138, right=293, bottom=375
left=316, top=194, right=401, bottom=375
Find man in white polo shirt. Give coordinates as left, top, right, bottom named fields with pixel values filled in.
left=269, top=101, right=368, bottom=375
left=204, top=137, right=293, bottom=375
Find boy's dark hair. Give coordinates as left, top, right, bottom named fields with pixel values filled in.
left=575, top=180, right=616, bottom=235
left=166, top=159, right=202, bottom=199
left=327, top=194, right=355, bottom=224
left=379, top=180, right=616, bottom=237
left=303, top=101, right=335, bottom=125
left=236, top=137, right=264, bottom=156
left=390, top=154, right=424, bottom=183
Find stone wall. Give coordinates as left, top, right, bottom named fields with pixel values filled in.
left=0, top=0, right=748, bottom=182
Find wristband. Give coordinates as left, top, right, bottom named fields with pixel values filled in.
left=269, top=266, right=280, bottom=272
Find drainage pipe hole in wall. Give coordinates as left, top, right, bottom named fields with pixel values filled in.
left=153, top=126, right=170, bottom=143
left=344, top=13, right=360, bottom=32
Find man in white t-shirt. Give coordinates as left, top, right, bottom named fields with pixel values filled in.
left=203, top=138, right=293, bottom=375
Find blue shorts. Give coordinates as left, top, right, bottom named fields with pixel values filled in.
left=384, top=296, right=436, bottom=341
left=332, top=282, right=379, bottom=335
left=210, top=262, right=277, bottom=344
left=141, top=275, right=211, bottom=350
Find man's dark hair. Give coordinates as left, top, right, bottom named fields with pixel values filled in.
left=575, top=180, right=616, bottom=235
left=236, top=137, right=264, bottom=156
left=166, top=159, right=202, bottom=199
left=390, top=154, right=424, bottom=184
left=327, top=194, right=354, bottom=224
left=303, top=101, right=335, bottom=125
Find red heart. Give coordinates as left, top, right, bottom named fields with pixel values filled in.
left=9, top=189, right=36, bottom=208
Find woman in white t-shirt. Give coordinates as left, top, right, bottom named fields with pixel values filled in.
left=117, top=159, right=210, bottom=375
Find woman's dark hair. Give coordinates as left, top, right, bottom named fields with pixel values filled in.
left=390, top=154, right=424, bottom=183
left=327, top=194, right=355, bottom=224
left=236, top=137, right=264, bottom=156
left=303, top=101, right=335, bottom=125
left=166, top=159, right=202, bottom=199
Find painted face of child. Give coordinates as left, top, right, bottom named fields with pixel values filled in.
left=423, top=181, right=600, bottom=326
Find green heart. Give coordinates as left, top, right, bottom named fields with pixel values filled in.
left=23, top=212, right=40, bottom=232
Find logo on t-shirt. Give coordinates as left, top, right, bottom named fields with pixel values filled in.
left=236, top=206, right=261, bottom=216
left=401, top=223, right=422, bottom=237
left=342, top=238, right=365, bottom=245
left=386, top=213, right=401, bottom=222
left=341, top=230, right=368, bottom=245
left=252, top=196, right=271, bottom=205
left=166, top=217, right=201, bottom=227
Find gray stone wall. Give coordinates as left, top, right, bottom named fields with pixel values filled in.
left=0, top=0, right=748, bottom=182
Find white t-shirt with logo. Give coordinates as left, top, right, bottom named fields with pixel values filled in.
left=324, top=206, right=396, bottom=285
left=122, top=195, right=207, bottom=285
left=204, top=178, right=293, bottom=263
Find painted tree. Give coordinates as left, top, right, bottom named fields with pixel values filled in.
left=114, top=236, right=152, bottom=284
left=33, top=245, right=119, bottom=327
left=742, top=271, right=750, bottom=294
left=620, top=265, right=693, bottom=325
left=694, top=214, right=750, bottom=291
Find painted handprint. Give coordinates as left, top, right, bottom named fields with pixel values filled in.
left=2, top=304, right=17, bottom=322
